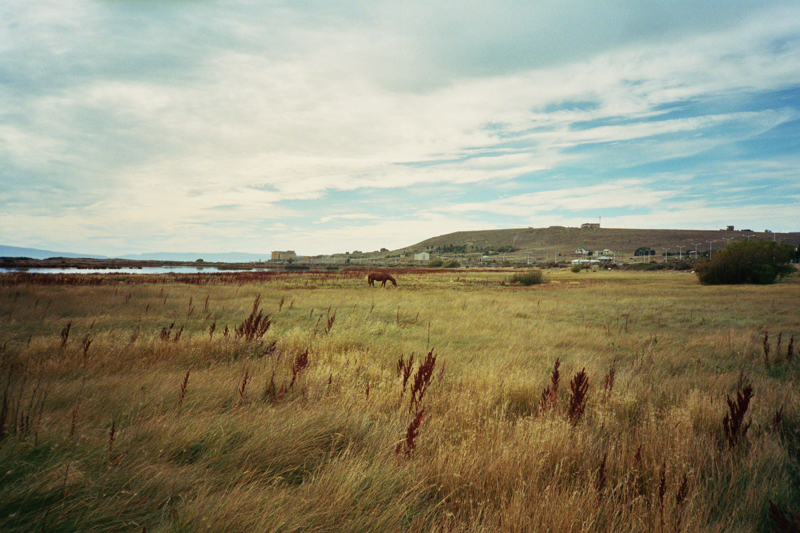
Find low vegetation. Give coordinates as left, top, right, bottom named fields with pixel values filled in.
left=0, top=269, right=799, bottom=532
left=427, top=257, right=444, bottom=268
left=696, top=239, right=795, bottom=285
left=508, top=269, right=546, bottom=285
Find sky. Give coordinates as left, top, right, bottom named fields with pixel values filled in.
left=1, top=0, right=799, bottom=257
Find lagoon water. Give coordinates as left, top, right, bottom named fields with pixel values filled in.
left=0, top=266, right=270, bottom=275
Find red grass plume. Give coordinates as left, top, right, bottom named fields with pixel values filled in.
left=567, top=368, right=589, bottom=425
left=290, top=348, right=310, bottom=388
left=409, top=350, right=436, bottom=413
left=235, top=294, right=272, bottom=343
left=178, top=370, right=190, bottom=410
left=395, top=409, right=425, bottom=457
left=237, top=370, right=250, bottom=406
left=539, top=358, right=560, bottom=412
left=397, top=353, right=414, bottom=400
left=723, top=382, right=753, bottom=449
left=60, top=321, right=72, bottom=349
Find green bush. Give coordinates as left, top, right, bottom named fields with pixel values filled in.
left=508, top=270, right=546, bottom=286
left=570, top=263, right=583, bottom=273
left=443, top=259, right=461, bottom=268
left=695, top=239, right=794, bottom=285
left=427, top=258, right=444, bottom=268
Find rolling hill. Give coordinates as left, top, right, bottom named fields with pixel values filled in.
left=397, top=226, right=800, bottom=261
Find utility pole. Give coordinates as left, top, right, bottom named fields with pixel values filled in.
left=677, top=245, right=684, bottom=260
left=662, top=247, right=670, bottom=263
left=706, top=240, right=716, bottom=258
left=722, top=237, right=735, bottom=247
left=692, top=242, right=702, bottom=259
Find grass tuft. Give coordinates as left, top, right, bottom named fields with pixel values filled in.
left=723, top=380, right=753, bottom=449
left=567, top=368, right=589, bottom=425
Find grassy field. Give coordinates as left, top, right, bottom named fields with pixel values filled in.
left=1, top=268, right=798, bottom=532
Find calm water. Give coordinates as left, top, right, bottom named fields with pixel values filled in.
left=0, top=266, right=271, bottom=274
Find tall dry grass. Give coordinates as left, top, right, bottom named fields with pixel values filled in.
left=0, top=268, right=798, bottom=531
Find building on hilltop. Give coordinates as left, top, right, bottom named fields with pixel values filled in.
left=575, top=247, right=590, bottom=255
left=271, top=250, right=296, bottom=261
left=581, top=222, right=600, bottom=229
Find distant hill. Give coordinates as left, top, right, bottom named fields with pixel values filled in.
left=0, top=245, right=107, bottom=260
left=397, top=226, right=800, bottom=261
left=0, top=246, right=273, bottom=263
left=116, top=252, right=272, bottom=263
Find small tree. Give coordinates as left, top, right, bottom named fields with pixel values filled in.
left=695, top=239, right=794, bottom=285
left=427, top=258, right=444, bottom=268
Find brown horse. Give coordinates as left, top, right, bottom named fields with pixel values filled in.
left=367, top=272, right=397, bottom=287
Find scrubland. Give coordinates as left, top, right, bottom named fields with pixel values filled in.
left=0, top=269, right=798, bottom=532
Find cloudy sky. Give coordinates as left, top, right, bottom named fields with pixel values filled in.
left=1, top=1, right=799, bottom=256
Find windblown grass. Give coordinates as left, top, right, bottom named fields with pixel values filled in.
left=0, top=269, right=798, bottom=531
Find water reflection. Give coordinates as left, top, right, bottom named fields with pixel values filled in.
left=0, top=266, right=271, bottom=274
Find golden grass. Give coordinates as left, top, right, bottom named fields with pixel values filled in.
left=0, top=269, right=798, bottom=532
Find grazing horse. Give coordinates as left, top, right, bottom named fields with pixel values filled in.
left=367, top=272, right=397, bottom=287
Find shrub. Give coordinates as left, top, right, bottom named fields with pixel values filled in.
left=570, top=263, right=583, bottom=273
left=508, top=270, right=546, bottom=286
left=695, top=239, right=794, bottom=285
left=427, top=258, right=444, bottom=268
left=443, top=259, right=461, bottom=268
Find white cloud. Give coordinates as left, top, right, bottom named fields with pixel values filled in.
left=317, top=214, right=379, bottom=224
left=1, top=0, right=799, bottom=254
left=442, top=180, right=677, bottom=217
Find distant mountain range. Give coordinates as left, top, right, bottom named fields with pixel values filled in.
left=0, top=245, right=107, bottom=260
left=116, top=252, right=272, bottom=262
left=0, top=245, right=271, bottom=263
